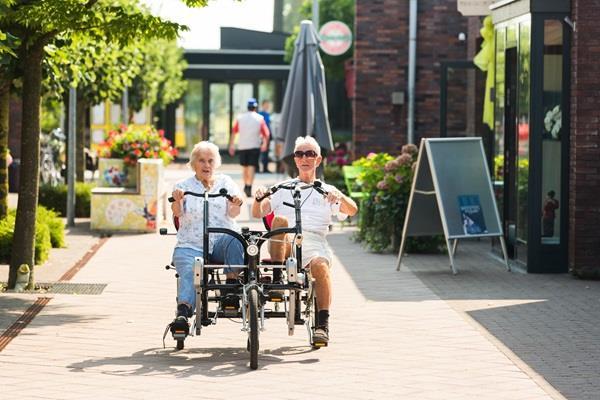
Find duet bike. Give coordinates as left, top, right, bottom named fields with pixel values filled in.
left=160, top=180, right=330, bottom=369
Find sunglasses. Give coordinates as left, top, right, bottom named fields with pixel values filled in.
left=294, top=150, right=318, bottom=159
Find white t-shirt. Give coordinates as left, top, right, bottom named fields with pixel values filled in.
left=269, top=179, right=347, bottom=236
left=174, top=174, right=240, bottom=253
left=236, top=111, right=264, bottom=150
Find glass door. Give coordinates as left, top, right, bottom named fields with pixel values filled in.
left=209, top=83, right=230, bottom=149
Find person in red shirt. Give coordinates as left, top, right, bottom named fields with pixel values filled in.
left=542, top=190, right=559, bottom=237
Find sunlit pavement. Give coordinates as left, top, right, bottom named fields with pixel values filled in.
left=1, top=163, right=598, bottom=399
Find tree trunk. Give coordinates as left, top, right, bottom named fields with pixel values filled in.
left=76, top=93, right=86, bottom=182
left=0, top=81, right=10, bottom=219
left=8, top=42, right=45, bottom=289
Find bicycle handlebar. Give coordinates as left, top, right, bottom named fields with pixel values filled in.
left=255, top=180, right=329, bottom=203
left=168, top=188, right=233, bottom=203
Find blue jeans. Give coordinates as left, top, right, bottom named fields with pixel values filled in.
left=172, top=234, right=244, bottom=308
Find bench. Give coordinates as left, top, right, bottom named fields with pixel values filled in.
left=91, top=158, right=166, bottom=233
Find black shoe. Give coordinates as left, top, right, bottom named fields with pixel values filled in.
left=170, top=316, right=189, bottom=339
left=244, top=185, right=252, bottom=197
left=313, top=326, right=329, bottom=346
left=177, top=303, right=192, bottom=318
left=221, top=294, right=240, bottom=312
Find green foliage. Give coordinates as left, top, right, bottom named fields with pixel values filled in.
left=353, top=145, right=445, bottom=253
left=0, top=206, right=63, bottom=265
left=128, top=39, right=188, bottom=112
left=323, top=164, right=347, bottom=195
left=284, top=0, right=354, bottom=80
left=36, top=206, right=65, bottom=248
left=38, top=182, right=93, bottom=218
left=97, top=124, right=176, bottom=166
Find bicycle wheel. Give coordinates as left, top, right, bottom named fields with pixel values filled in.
left=248, top=286, right=260, bottom=369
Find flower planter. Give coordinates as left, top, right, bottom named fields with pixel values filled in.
left=98, top=158, right=137, bottom=188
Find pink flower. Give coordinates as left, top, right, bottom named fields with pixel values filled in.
left=401, top=144, right=418, bottom=155
left=397, top=154, right=412, bottom=165
left=376, top=180, right=389, bottom=190
left=367, top=152, right=377, bottom=160
left=384, top=160, right=399, bottom=172
left=395, top=174, right=404, bottom=184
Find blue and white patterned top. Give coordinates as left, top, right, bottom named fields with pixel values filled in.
left=173, top=174, right=241, bottom=253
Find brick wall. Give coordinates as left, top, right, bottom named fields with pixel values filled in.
left=570, top=0, right=600, bottom=276
left=353, top=0, right=470, bottom=157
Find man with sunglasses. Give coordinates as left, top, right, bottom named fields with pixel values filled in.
left=252, top=136, right=358, bottom=345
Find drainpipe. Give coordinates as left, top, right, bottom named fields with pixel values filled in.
left=407, top=0, right=418, bottom=144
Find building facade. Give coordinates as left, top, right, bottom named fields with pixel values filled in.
left=353, top=0, right=600, bottom=275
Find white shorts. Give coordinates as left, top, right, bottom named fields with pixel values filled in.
left=300, top=231, right=332, bottom=268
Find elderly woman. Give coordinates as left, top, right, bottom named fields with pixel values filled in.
left=169, top=141, right=244, bottom=336
left=252, top=136, right=358, bottom=346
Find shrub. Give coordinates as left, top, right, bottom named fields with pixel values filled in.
left=323, top=164, right=347, bottom=195
left=0, top=205, right=61, bottom=265
left=39, top=182, right=93, bottom=218
left=353, top=145, right=445, bottom=253
left=97, top=124, right=177, bottom=166
left=37, top=207, right=65, bottom=248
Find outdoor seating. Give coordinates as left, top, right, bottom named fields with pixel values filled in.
left=342, top=165, right=367, bottom=225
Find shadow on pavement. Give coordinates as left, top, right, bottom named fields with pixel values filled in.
left=327, top=230, right=440, bottom=302
left=330, top=230, right=600, bottom=399
left=68, top=345, right=319, bottom=377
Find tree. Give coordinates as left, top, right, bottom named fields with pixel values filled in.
left=45, top=34, right=144, bottom=181
left=284, top=0, right=354, bottom=80
left=0, top=0, right=187, bottom=289
left=127, top=38, right=188, bottom=119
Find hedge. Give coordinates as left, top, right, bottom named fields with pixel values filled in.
left=38, top=182, right=93, bottom=218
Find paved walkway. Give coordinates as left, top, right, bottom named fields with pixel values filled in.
left=0, top=164, right=597, bottom=399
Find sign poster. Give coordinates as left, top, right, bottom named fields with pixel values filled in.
left=458, top=194, right=488, bottom=235
left=457, top=0, right=494, bottom=16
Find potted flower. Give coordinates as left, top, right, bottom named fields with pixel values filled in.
left=97, top=125, right=177, bottom=187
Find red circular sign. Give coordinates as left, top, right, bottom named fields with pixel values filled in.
left=319, top=21, right=352, bottom=56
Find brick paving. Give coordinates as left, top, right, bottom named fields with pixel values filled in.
left=0, top=164, right=595, bottom=399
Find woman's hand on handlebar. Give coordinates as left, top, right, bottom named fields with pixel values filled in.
left=228, top=195, right=244, bottom=207
left=171, top=189, right=185, bottom=202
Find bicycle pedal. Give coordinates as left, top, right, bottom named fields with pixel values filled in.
left=312, top=340, right=328, bottom=348
left=268, top=291, right=284, bottom=302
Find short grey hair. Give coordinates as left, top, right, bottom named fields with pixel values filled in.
left=188, top=141, right=222, bottom=169
left=294, top=136, right=321, bottom=156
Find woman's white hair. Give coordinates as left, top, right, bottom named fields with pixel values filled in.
left=294, top=136, right=321, bottom=156
left=188, top=141, right=222, bottom=169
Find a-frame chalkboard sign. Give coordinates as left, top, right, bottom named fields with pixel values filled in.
left=396, top=137, right=509, bottom=274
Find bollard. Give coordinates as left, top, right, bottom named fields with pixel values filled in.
left=14, top=264, right=30, bottom=292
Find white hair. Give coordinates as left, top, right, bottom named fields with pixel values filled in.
left=294, top=136, right=321, bottom=156
left=188, top=141, right=222, bottom=169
